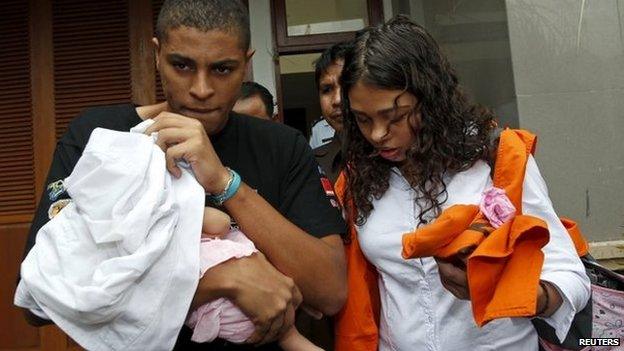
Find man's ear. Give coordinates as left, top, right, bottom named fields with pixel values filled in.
left=246, top=48, right=255, bottom=62
left=243, top=49, right=255, bottom=80
left=152, top=37, right=161, bottom=68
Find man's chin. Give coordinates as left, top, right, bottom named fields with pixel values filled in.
left=325, top=116, right=343, bottom=131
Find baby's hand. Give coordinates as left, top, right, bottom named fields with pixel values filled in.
left=202, top=207, right=231, bottom=237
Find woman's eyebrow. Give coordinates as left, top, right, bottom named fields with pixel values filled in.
left=378, top=104, right=413, bottom=116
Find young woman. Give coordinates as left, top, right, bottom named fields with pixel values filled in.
left=335, top=15, right=590, bottom=351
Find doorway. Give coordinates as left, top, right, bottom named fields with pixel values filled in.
left=279, top=53, right=322, bottom=138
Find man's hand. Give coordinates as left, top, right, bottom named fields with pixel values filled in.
left=192, top=252, right=302, bottom=345
left=144, top=112, right=230, bottom=194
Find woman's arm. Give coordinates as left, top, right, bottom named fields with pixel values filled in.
left=522, top=156, right=591, bottom=341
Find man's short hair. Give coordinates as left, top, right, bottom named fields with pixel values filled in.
left=240, top=81, right=274, bottom=118
left=156, top=0, right=250, bottom=50
left=314, top=41, right=350, bottom=88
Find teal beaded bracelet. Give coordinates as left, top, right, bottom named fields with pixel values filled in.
left=207, top=167, right=241, bottom=206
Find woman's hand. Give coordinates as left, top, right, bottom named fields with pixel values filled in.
left=435, top=248, right=473, bottom=300
left=435, top=258, right=470, bottom=300
left=535, top=280, right=564, bottom=317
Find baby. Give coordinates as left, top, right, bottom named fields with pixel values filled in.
left=185, top=207, right=323, bottom=351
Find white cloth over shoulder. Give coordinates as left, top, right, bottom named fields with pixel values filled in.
left=15, top=120, right=205, bottom=351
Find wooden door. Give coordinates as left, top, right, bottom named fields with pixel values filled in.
left=0, top=0, right=158, bottom=349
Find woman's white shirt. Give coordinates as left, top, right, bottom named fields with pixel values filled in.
left=356, top=158, right=590, bottom=351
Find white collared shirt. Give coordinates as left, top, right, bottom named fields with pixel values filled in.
left=357, top=159, right=590, bottom=351
left=309, top=118, right=336, bottom=149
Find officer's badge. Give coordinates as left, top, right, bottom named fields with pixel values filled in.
left=47, top=179, right=66, bottom=201
left=320, top=177, right=335, bottom=197
left=48, top=199, right=72, bottom=219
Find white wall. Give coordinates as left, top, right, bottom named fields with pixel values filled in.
left=248, top=0, right=277, bottom=99
left=506, top=0, right=624, bottom=242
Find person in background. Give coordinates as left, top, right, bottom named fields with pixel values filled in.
left=233, top=81, right=275, bottom=120
left=308, top=43, right=348, bottom=150
left=311, top=42, right=349, bottom=184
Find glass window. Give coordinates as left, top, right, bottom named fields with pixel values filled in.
left=390, top=0, right=519, bottom=127
left=285, top=0, right=369, bottom=36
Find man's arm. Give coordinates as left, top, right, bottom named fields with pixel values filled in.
left=147, top=113, right=347, bottom=316
left=225, top=183, right=347, bottom=315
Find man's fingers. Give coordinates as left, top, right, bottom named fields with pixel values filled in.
left=245, top=330, right=263, bottom=345
left=257, top=311, right=286, bottom=345
left=277, top=305, right=296, bottom=340
left=145, top=114, right=181, bottom=134
left=164, top=143, right=189, bottom=178
left=145, top=112, right=197, bottom=134
left=291, top=282, right=303, bottom=309
left=165, top=156, right=181, bottom=178
left=155, top=127, right=191, bottom=146
left=246, top=320, right=270, bottom=345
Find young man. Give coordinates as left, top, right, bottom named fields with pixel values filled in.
left=20, top=1, right=346, bottom=349
left=308, top=43, right=347, bottom=151
left=233, top=81, right=275, bottom=120
left=312, top=42, right=349, bottom=184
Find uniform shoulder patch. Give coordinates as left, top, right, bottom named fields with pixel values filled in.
left=48, top=199, right=72, bottom=219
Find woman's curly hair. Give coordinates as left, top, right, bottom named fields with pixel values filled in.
left=341, top=15, right=496, bottom=227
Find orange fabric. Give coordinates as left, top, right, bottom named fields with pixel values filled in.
left=334, top=172, right=380, bottom=351
left=560, top=217, right=589, bottom=256
left=402, top=129, right=550, bottom=326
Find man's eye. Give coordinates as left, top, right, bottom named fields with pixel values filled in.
left=172, top=62, right=189, bottom=70
left=320, top=86, right=331, bottom=94
left=355, top=116, right=369, bottom=124
left=214, top=66, right=232, bottom=75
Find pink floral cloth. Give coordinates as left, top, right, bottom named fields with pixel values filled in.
left=185, top=229, right=257, bottom=343
left=479, top=187, right=516, bottom=228
left=591, top=284, right=624, bottom=348
left=539, top=280, right=624, bottom=351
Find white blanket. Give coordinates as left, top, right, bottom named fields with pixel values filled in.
left=15, top=120, right=204, bottom=351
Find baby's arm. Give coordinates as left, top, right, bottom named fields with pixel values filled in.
left=279, top=326, right=324, bottom=351
left=202, top=207, right=231, bottom=237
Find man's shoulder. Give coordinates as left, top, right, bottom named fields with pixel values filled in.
left=62, top=103, right=141, bottom=145
left=231, top=112, right=303, bottom=141
left=313, top=136, right=339, bottom=157
left=69, top=103, right=139, bottom=131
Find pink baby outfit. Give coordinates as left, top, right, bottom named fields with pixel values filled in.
left=185, top=229, right=257, bottom=343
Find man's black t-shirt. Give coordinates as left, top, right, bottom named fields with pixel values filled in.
left=22, top=104, right=345, bottom=350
